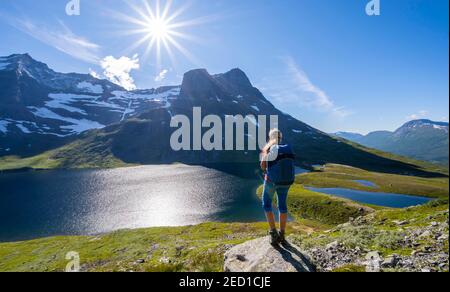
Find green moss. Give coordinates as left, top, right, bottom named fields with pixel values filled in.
left=332, top=265, right=366, bottom=273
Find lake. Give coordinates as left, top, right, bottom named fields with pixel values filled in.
left=305, top=187, right=433, bottom=208
left=0, top=165, right=266, bottom=242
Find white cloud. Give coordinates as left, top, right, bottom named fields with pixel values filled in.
left=89, top=68, right=101, bottom=79
left=154, top=69, right=169, bottom=82
left=260, top=56, right=351, bottom=118
left=100, top=55, right=140, bottom=90
left=5, top=16, right=100, bottom=63
left=407, top=110, right=429, bottom=121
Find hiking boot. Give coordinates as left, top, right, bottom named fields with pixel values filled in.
left=278, top=230, right=287, bottom=245
left=269, top=229, right=279, bottom=246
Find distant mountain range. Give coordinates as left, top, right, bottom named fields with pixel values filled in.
left=0, top=54, right=443, bottom=177
left=332, top=120, right=449, bottom=166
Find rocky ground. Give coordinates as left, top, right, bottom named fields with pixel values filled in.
left=224, top=237, right=316, bottom=272
left=291, top=206, right=449, bottom=272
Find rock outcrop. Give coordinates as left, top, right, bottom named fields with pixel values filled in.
left=224, top=237, right=316, bottom=272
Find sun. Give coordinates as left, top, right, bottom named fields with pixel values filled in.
left=117, top=0, right=205, bottom=67
left=146, top=18, right=170, bottom=41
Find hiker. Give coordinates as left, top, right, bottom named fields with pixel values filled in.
left=260, top=129, right=296, bottom=245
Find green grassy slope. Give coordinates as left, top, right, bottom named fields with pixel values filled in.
left=0, top=222, right=316, bottom=272
left=257, top=184, right=374, bottom=226
left=0, top=129, right=132, bottom=171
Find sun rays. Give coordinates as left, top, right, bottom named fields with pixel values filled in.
left=116, top=0, right=205, bottom=69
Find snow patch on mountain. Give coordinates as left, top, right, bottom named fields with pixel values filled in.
left=111, top=87, right=180, bottom=119
left=46, top=93, right=92, bottom=115
left=60, top=119, right=104, bottom=134
left=433, top=124, right=448, bottom=132
left=15, top=123, right=32, bottom=134
left=27, top=106, right=104, bottom=136
left=251, top=105, right=260, bottom=112
left=120, top=100, right=134, bottom=121
left=0, top=61, right=10, bottom=70
left=76, top=82, right=104, bottom=94
left=0, top=120, right=10, bottom=133
left=21, top=87, right=181, bottom=136
left=1, top=119, right=60, bottom=136
left=113, top=87, right=180, bottom=102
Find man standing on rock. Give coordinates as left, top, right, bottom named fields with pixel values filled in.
left=260, top=129, right=296, bottom=246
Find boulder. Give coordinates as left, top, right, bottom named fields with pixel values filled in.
left=393, top=220, right=409, bottom=226
left=224, top=237, right=316, bottom=272
left=381, top=254, right=399, bottom=268
left=365, top=251, right=383, bottom=272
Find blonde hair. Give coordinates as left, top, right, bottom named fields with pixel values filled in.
left=263, top=129, right=282, bottom=153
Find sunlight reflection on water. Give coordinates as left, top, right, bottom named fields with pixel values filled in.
left=0, top=165, right=264, bottom=242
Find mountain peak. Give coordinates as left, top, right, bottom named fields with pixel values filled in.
left=401, top=119, right=449, bottom=130
left=216, top=68, right=253, bottom=90
left=7, top=53, right=32, bottom=59
left=1, top=53, right=52, bottom=74
left=182, top=68, right=211, bottom=80
left=180, top=69, right=222, bottom=101
left=409, top=119, right=448, bottom=125
left=3, top=53, right=40, bottom=65
left=393, top=119, right=449, bottom=140
left=179, top=67, right=266, bottom=105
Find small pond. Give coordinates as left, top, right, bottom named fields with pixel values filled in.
left=305, top=187, right=433, bottom=208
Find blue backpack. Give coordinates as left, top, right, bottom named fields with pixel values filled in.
left=267, top=144, right=296, bottom=186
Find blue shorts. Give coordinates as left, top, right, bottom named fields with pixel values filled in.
left=262, top=181, right=290, bottom=214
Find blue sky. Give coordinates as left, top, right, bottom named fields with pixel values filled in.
left=0, top=0, right=448, bottom=134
